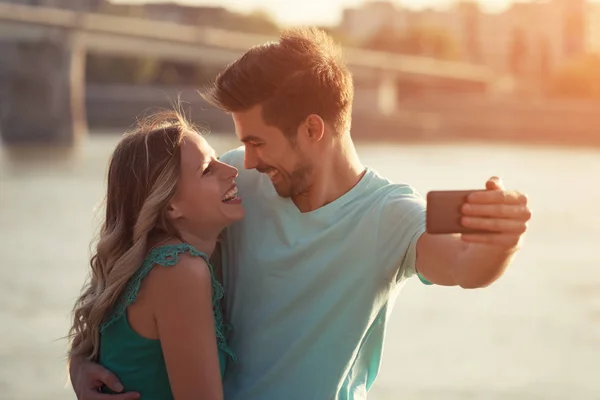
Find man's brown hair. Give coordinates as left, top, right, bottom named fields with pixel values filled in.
left=200, top=27, right=354, bottom=138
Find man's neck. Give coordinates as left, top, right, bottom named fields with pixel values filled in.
left=292, top=136, right=365, bottom=213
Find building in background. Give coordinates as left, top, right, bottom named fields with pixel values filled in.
left=340, top=0, right=588, bottom=75
left=477, top=1, right=562, bottom=75
left=141, top=3, right=228, bottom=26
left=585, top=1, right=600, bottom=54
left=340, top=1, right=409, bottom=43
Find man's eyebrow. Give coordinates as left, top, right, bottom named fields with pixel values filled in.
left=240, top=135, right=263, bottom=143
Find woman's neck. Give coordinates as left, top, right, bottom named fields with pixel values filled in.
left=149, top=230, right=218, bottom=258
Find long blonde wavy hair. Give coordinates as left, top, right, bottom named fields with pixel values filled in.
left=68, top=110, right=198, bottom=361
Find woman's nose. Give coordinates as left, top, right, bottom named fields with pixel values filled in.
left=221, top=162, right=238, bottom=179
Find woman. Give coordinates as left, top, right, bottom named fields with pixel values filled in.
left=67, top=110, right=244, bottom=400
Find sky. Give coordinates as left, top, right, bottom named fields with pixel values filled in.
left=112, top=0, right=521, bottom=26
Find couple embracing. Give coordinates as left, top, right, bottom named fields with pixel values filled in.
left=67, top=27, right=531, bottom=400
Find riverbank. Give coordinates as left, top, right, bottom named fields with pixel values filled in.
left=85, top=84, right=600, bottom=149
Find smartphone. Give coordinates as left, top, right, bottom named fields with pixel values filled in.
left=426, top=190, right=489, bottom=234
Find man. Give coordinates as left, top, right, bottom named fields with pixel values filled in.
left=70, top=28, right=531, bottom=400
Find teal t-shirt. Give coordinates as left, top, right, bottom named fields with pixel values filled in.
left=219, top=147, right=429, bottom=400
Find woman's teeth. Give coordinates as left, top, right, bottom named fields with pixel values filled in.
left=222, top=186, right=239, bottom=203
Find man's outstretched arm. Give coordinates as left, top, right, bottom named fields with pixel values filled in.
left=415, top=177, right=531, bottom=288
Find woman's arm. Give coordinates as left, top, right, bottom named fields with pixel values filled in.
left=150, top=254, right=224, bottom=400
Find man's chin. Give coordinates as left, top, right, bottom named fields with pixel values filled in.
left=272, top=182, right=292, bottom=198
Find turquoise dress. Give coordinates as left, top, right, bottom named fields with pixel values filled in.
left=98, top=243, right=235, bottom=399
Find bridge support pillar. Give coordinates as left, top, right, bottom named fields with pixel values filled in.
left=352, top=73, right=399, bottom=117
left=376, top=73, right=398, bottom=117
left=0, top=32, right=86, bottom=147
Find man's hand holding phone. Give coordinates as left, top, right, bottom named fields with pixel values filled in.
left=426, top=177, right=531, bottom=249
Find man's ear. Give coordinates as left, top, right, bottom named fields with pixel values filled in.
left=304, top=114, right=325, bottom=143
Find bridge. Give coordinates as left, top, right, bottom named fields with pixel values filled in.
left=0, top=2, right=495, bottom=146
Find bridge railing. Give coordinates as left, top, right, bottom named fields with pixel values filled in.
left=0, top=2, right=494, bottom=83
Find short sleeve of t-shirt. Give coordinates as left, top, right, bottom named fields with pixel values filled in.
left=376, top=184, right=432, bottom=285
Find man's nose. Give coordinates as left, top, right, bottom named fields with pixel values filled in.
left=244, top=149, right=258, bottom=170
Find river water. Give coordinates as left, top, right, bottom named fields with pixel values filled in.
left=1, top=132, right=599, bottom=400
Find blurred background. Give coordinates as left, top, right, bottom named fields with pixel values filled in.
left=0, top=0, right=599, bottom=399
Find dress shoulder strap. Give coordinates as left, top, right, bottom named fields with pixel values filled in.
left=99, top=243, right=236, bottom=360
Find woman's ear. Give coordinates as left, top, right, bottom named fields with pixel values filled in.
left=166, top=201, right=183, bottom=220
